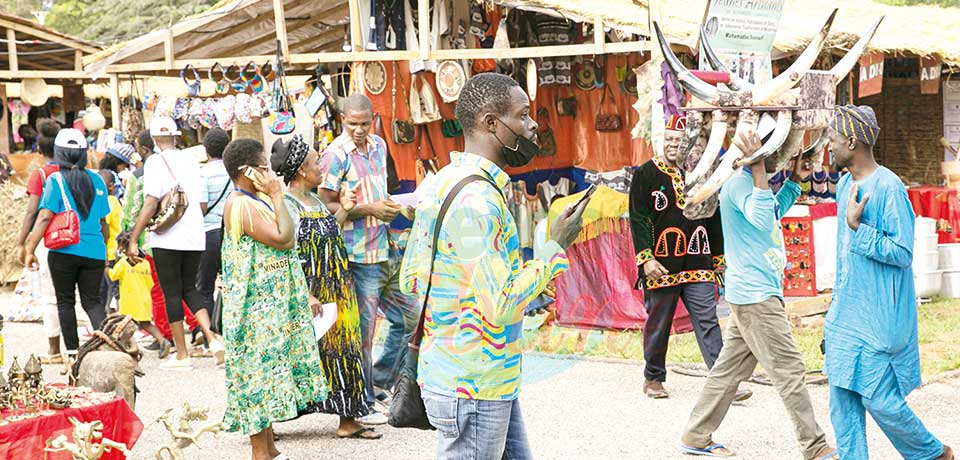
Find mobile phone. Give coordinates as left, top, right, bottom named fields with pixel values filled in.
left=242, top=165, right=259, bottom=181
left=525, top=293, right=556, bottom=315
left=574, top=184, right=598, bottom=209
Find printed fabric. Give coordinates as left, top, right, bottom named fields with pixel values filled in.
left=400, top=152, right=569, bottom=401
left=629, top=158, right=724, bottom=290
left=220, top=196, right=329, bottom=435
left=285, top=193, right=369, bottom=419
left=319, top=132, right=391, bottom=264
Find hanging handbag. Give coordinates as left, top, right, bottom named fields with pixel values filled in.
left=418, top=76, right=442, bottom=124
left=388, top=174, right=504, bottom=430
left=375, top=113, right=402, bottom=194
left=555, top=86, right=577, bottom=117
left=594, top=85, right=622, bottom=132
left=391, top=62, right=417, bottom=144
left=268, top=41, right=296, bottom=135
left=43, top=173, right=80, bottom=250
left=146, top=154, right=190, bottom=234
left=440, top=118, right=462, bottom=138
left=536, top=108, right=557, bottom=157
left=121, top=77, right=144, bottom=144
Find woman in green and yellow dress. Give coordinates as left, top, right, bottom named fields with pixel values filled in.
left=220, top=138, right=328, bottom=460
left=270, top=134, right=381, bottom=440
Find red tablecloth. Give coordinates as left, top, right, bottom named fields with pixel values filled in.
left=908, top=186, right=960, bottom=243
left=0, top=394, right=142, bottom=460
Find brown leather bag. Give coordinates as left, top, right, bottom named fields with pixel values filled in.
left=146, top=155, right=189, bottom=234
left=536, top=108, right=557, bottom=157
left=555, top=86, right=577, bottom=117
left=595, top=85, right=622, bottom=132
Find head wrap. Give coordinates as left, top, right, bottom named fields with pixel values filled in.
left=665, top=114, right=686, bottom=132
left=270, top=134, right=310, bottom=184
left=831, top=104, right=879, bottom=146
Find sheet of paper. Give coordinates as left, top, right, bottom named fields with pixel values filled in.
left=313, top=303, right=338, bottom=340
left=390, top=192, right=418, bottom=208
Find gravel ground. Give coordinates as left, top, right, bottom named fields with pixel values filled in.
left=4, top=321, right=958, bottom=460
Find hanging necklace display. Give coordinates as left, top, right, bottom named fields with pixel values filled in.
left=209, top=63, right=228, bottom=95
left=181, top=64, right=201, bottom=97
left=226, top=65, right=246, bottom=95
left=363, top=61, right=387, bottom=95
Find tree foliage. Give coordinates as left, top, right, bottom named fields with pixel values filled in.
left=0, top=0, right=219, bottom=44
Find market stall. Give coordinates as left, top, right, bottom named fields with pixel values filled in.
left=81, top=0, right=960, bottom=327
left=0, top=12, right=101, bottom=183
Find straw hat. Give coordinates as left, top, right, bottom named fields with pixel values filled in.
left=21, top=78, right=49, bottom=107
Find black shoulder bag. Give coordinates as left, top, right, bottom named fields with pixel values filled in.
left=388, top=174, right=503, bottom=430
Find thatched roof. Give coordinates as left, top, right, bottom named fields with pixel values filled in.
left=503, top=0, right=960, bottom=65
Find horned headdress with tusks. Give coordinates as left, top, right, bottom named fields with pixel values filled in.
left=654, top=10, right=884, bottom=209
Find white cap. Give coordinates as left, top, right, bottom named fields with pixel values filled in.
left=150, top=116, right=182, bottom=137
left=53, top=128, right=87, bottom=149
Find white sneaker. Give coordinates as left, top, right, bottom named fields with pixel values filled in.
left=209, top=339, right=225, bottom=367
left=158, top=356, right=192, bottom=371
left=357, top=410, right=388, bottom=425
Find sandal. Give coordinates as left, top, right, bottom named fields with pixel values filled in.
left=679, top=443, right=736, bottom=457
left=40, top=354, right=63, bottom=365
left=337, top=427, right=382, bottom=440
left=814, top=450, right=839, bottom=460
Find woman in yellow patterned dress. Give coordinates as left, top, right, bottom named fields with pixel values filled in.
left=271, top=135, right=382, bottom=440
left=220, top=139, right=328, bottom=460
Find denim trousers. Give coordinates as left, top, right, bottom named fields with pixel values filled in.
left=422, top=390, right=532, bottom=460
left=350, top=247, right=421, bottom=407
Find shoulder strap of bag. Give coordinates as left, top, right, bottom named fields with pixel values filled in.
left=52, top=172, right=72, bottom=212
left=157, top=154, right=180, bottom=184
left=409, top=174, right=505, bottom=349
left=204, top=179, right=231, bottom=216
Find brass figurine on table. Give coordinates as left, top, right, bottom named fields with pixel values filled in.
left=24, top=354, right=43, bottom=389
left=7, top=357, right=24, bottom=389
left=155, top=402, right=225, bottom=460
left=45, top=417, right=130, bottom=460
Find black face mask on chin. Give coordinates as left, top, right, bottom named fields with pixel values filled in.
left=494, top=119, right=540, bottom=168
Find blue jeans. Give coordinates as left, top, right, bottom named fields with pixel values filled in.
left=422, top=390, right=532, bottom=460
left=351, top=247, right=421, bottom=408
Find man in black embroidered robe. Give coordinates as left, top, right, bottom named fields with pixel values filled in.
left=629, top=115, right=748, bottom=401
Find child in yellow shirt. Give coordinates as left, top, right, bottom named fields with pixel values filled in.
left=99, top=170, right=123, bottom=312
left=108, top=231, right=171, bottom=358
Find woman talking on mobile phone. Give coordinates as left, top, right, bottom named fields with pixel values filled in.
left=219, top=138, right=328, bottom=460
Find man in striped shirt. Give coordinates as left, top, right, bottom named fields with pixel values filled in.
left=319, top=94, right=419, bottom=425
left=400, top=73, right=587, bottom=459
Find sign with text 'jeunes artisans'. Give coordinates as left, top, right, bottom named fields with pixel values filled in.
left=698, top=0, right=786, bottom=85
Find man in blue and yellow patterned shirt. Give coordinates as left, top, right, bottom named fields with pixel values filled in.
left=400, top=73, right=588, bottom=459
